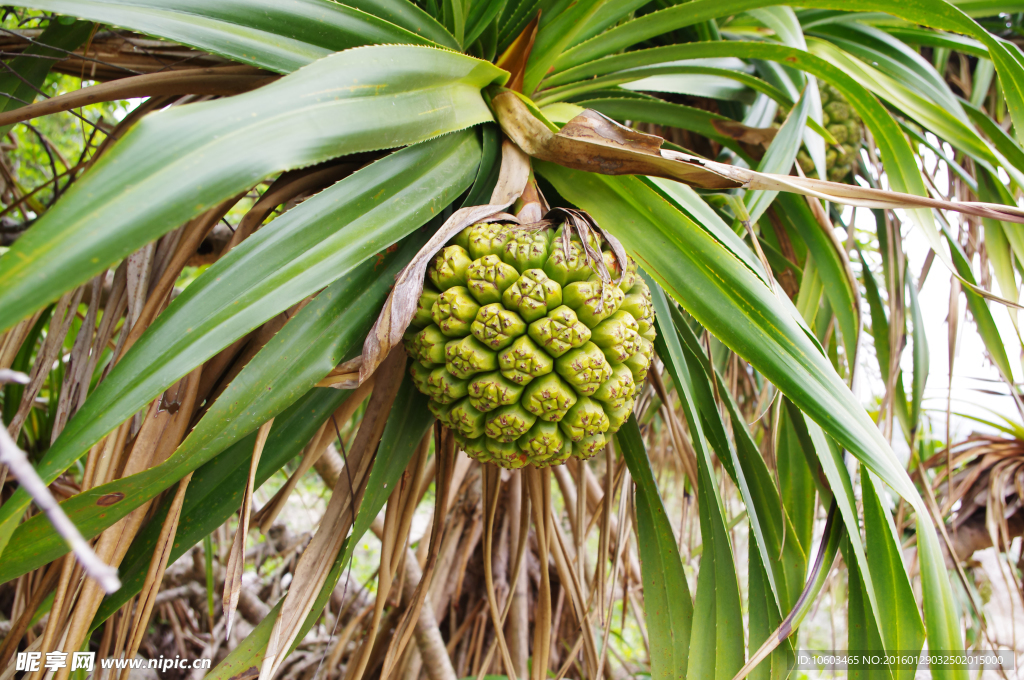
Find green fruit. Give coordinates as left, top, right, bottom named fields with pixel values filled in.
left=471, top=303, right=526, bottom=351
left=411, top=286, right=440, bottom=328
left=560, top=396, right=610, bottom=442
left=450, top=400, right=487, bottom=438
left=485, top=403, right=537, bottom=442
left=466, top=255, right=519, bottom=304
left=606, top=398, right=634, bottom=431
left=556, top=341, right=613, bottom=396
left=521, top=373, right=577, bottom=422
left=590, top=310, right=641, bottom=364
left=502, top=269, right=562, bottom=322
left=543, top=237, right=594, bottom=286
left=432, top=286, right=480, bottom=337
left=445, top=336, right=498, bottom=379
left=774, top=82, right=862, bottom=184
left=573, top=432, right=607, bottom=460
left=563, top=280, right=624, bottom=326
left=624, top=351, right=651, bottom=392
left=465, top=222, right=510, bottom=260
left=467, top=371, right=523, bottom=412
left=409, top=361, right=432, bottom=393
left=426, top=366, right=470, bottom=404
left=428, top=244, right=472, bottom=290
left=592, top=364, right=635, bottom=410
left=502, top=229, right=552, bottom=271
left=428, top=400, right=457, bottom=429
left=408, top=221, right=654, bottom=468
left=498, top=335, right=554, bottom=385
left=412, top=325, right=447, bottom=365
left=519, top=420, right=571, bottom=467
left=528, top=305, right=591, bottom=357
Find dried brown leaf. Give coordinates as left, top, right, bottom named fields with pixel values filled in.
left=359, top=141, right=531, bottom=383
left=492, top=90, right=1024, bottom=224
left=260, top=348, right=407, bottom=680
left=223, top=418, right=275, bottom=640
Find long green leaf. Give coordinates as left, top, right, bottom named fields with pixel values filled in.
left=861, top=469, right=926, bottom=680
left=534, top=163, right=966, bottom=666
left=0, top=231, right=425, bottom=573
left=642, top=280, right=742, bottom=679
left=14, top=0, right=454, bottom=73
left=616, top=418, right=693, bottom=680
left=669, top=306, right=807, bottom=614
left=0, top=45, right=505, bottom=334
left=0, top=131, right=477, bottom=556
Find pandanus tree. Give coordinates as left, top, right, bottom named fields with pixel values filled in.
left=0, top=0, right=1023, bottom=678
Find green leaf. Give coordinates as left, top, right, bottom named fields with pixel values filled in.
left=642, top=280, right=742, bottom=679
left=92, top=386, right=354, bottom=627
left=667, top=302, right=806, bottom=614
left=616, top=417, right=693, bottom=680
left=845, top=534, right=888, bottom=680
left=745, top=87, right=809, bottom=223
left=860, top=469, right=926, bottom=680
left=534, top=163, right=964, bottom=663
left=0, top=131, right=477, bottom=554
left=205, top=373, right=435, bottom=680
left=523, top=0, right=607, bottom=95
left=943, top=226, right=1016, bottom=383
left=906, top=273, right=929, bottom=434
left=0, top=232, right=425, bottom=574
left=15, top=0, right=452, bottom=73
left=748, top=540, right=793, bottom=680
left=777, top=402, right=816, bottom=554
left=0, top=45, right=505, bottom=334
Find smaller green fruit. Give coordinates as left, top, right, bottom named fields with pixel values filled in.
left=467, top=371, right=524, bottom=412
left=413, top=325, right=447, bottom=365
left=573, top=432, right=607, bottom=460
left=425, top=367, right=469, bottom=404
left=521, top=373, right=577, bottom=422
left=498, top=335, right=554, bottom=385
left=555, top=341, right=613, bottom=396
left=471, top=303, right=526, bottom=351
left=432, top=286, right=480, bottom=337
left=605, top=398, right=634, bottom=431
left=408, top=361, right=432, bottom=393
left=519, top=420, right=570, bottom=466
left=543, top=238, right=594, bottom=286
left=528, top=305, right=591, bottom=357
left=624, top=351, right=651, bottom=392
left=445, top=336, right=498, bottom=379
left=450, top=400, right=487, bottom=438
left=560, top=396, right=610, bottom=442
left=411, top=286, right=440, bottom=328
left=485, top=403, right=537, bottom=442
left=428, top=400, right=457, bottom=429
left=502, top=229, right=552, bottom=271
left=487, top=437, right=528, bottom=469
left=590, top=310, right=641, bottom=364
left=502, top=269, right=562, bottom=322
left=465, top=222, right=510, bottom=260
left=466, top=255, right=520, bottom=304
left=428, top=245, right=472, bottom=290
left=456, top=433, right=491, bottom=462
left=592, top=364, right=636, bottom=410
left=563, top=280, right=624, bottom=326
